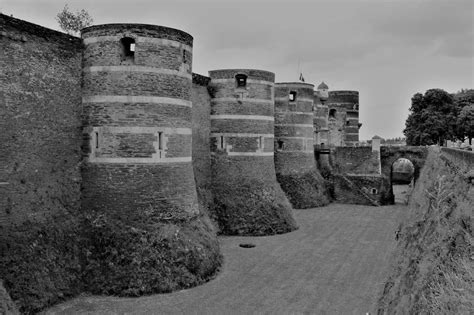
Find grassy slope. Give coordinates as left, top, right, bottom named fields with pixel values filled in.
left=377, top=148, right=473, bottom=313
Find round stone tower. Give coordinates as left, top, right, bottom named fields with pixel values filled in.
left=326, top=90, right=360, bottom=147
left=81, top=24, right=220, bottom=295
left=314, top=82, right=330, bottom=146
left=208, top=69, right=297, bottom=235
left=274, top=82, right=330, bottom=208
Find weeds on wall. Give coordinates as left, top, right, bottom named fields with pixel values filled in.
left=211, top=179, right=298, bottom=235
left=276, top=170, right=331, bottom=209
left=82, top=213, right=222, bottom=296
left=0, top=216, right=83, bottom=314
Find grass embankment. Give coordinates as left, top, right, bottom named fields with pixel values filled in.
left=211, top=179, right=298, bottom=236
left=276, top=170, right=331, bottom=209
left=1, top=212, right=222, bottom=314
left=377, top=148, right=473, bottom=313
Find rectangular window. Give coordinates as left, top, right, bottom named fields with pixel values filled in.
left=158, top=132, right=163, bottom=150
left=183, top=50, right=187, bottom=63
left=259, top=136, right=263, bottom=149
left=220, top=136, right=224, bottom=149
left=289, top=91, right=297, bottom=102
left=95, top=132, right=99, bottom=149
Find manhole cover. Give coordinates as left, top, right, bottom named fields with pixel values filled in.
left=239, top=243, right=256, bottom=248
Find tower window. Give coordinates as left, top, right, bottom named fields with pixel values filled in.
left=259, top=136, right=263, bottom=149
left=371, top=188, right=378, bottom=194
left=329, top=108, right=336, bottom=118
left=235, top=74, right=247, bottom=88
left=183, top=50, right=187, bottom=64
left=158, top=132, right=163, bottom=150
left=220, top=136, right=224, bottom=149
left=95, top=132, right=99, bottom=149
left=277, top=139, right=284, bottom=150
left=289, top=91, right=297, bottom=102
left=121, top=37, right=136, bottom=60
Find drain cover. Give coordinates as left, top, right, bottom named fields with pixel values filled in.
left=239, top=243, right=256, bottom=248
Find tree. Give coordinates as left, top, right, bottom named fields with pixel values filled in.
left=453, top=89, right=474, bottom=144
left=404, top=89, right=459, bottom=146
left=56, top=4, right=93, bottom=36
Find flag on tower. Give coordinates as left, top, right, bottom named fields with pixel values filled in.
left=299, top=73, right=305, bottom=82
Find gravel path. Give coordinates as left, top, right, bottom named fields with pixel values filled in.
left=46, top=204, right=406, bottom=315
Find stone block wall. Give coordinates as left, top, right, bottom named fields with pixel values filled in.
left=0, top=14, right=84, bottom=313
left=332, top=146, right=381, bottom=175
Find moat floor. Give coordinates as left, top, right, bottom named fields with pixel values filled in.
left=45, top=203, right=406, bottom=315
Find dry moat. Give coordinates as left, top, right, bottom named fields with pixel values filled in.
left=46, top=204, right=405, bottom=314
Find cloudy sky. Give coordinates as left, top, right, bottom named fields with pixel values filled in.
left=2, top=0, right=473, bottom=140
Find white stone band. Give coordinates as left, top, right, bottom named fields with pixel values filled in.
left=211, top=97, right=273, bottom=105
left=211, top=133, right=274, bottom=138
left=210, top=115, right=274, bottom=121
left=82, top=96, right=192, bottom=107
left=83, top=36, right=192, bottom=52
left=84, top=66, right=191, bottom=79
left=210, top=78, right=274, bottom=86
left=87, top=156, right=192, bottom=164
left=274, top=123, right=314, bottom=128
left=212, top=152, right=274, bottom=157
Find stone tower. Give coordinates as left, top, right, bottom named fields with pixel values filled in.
left=208, top=69, right=297, bottom=235
left=327, top=90, right=360, bottom=147
left=314, top=82, right=330, bottom=146
left=274, top=82, right=330, bottom=208
left=80, top=24, right=220, bottom=294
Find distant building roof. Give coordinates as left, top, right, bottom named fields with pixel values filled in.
left=317, top=81, right=328, bottom=89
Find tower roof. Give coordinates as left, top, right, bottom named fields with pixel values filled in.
left=318, top=81, right=328, bottom=89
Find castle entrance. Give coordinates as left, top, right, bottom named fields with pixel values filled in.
left=391, top=158, right=415, bottom=204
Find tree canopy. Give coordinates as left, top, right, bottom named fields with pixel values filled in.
left=56, top=4, right=93, bottom=36
left=404, top=89, right=474, bottom=146
left=404, top=89, right=458, bottom=146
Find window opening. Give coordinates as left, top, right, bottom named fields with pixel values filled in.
left=277, top=139, right=284, bottom=150
left=235, top=74, right=247, bottom=88
left=329, top=108, right=336, bottom=118
left=95, top=132, right=99, bottom=149
left=289, top=91, right=297, bottom=102
left=220, top=136, right=224, bottom=149
left=121, top=37, right=136, bottom=60
left=183, top=50, right=187, bottom=64
left=371, top=188, right=378, bottom=194
left=259, top=136, right=263, bottom=149
left=158, top=132, right=163, bottom=150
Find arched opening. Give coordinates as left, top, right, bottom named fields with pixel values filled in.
left=391, top=158, right=415, bottom=204
left=329, top=108, right=336, bottom=119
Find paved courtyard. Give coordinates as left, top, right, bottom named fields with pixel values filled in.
left=46, top=203, right=406, bottom=315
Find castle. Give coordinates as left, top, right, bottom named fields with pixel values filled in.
left=1, top=15, right=429, bottom=312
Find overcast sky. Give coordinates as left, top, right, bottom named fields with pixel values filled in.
left=2, top=0, right=473, bottom=140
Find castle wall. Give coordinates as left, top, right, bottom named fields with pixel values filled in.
left=80, top=23, right=220, bottom=297
left=0, top=14, right=83, bottom=313
left=208, top=69, right=297, bottom=235
left=274, top=83, right=330, bottom=208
